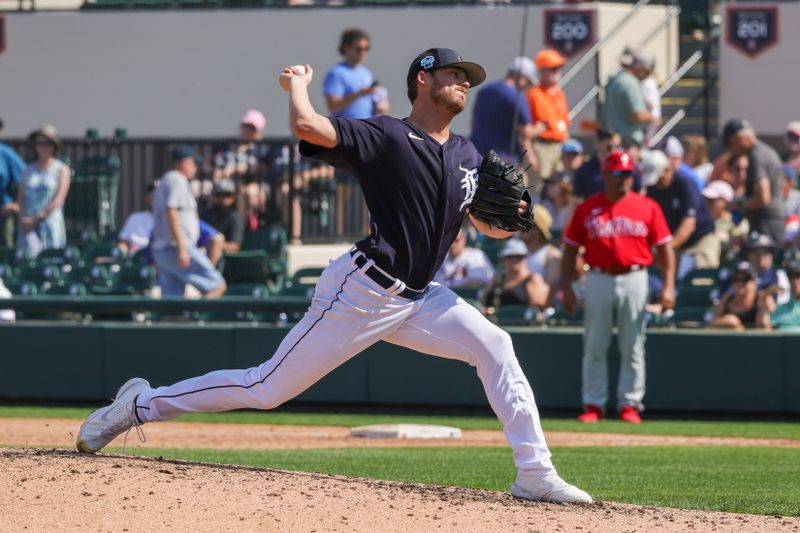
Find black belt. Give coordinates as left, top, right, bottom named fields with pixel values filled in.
left=350, top=250, right=428, bottom=301
left=591, top=264, right=644, bottom=276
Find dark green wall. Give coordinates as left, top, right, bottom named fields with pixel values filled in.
left=1, top=322, right=798, bottom=413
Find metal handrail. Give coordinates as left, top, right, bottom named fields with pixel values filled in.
left=568, top=4, right=680, bottom=120
left=558, top=0, right=653, bottom=90
left=647, top=27, right=720, bottom=147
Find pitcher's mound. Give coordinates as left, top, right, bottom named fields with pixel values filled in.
left=1, top=448, right=795, bottom=532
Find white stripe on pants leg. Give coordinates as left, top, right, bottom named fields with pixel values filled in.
left=134, top=252, right=556, bottom=474
left=581, top=269, right=648, bottom=411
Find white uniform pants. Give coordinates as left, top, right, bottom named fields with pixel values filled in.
left=135, top=251, right=555, bottom=473
left=581, top=269, right=648, bottom=411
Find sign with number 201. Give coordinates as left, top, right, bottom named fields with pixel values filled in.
left=726, top=5, right=779, bottom=58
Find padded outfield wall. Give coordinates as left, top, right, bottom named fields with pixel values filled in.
left=1, top=322, right=798, bottom=413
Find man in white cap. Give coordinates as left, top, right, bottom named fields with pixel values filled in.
left=664, top=136, right=704, bottom=191
left=601, top=48, right=658, bottom=149
left=643, top=149, right=719, bottom=279
left=701, top=179, right=737, bottom=246
left=783, top=121, right=800, bottom=173
left=471, top=56, right=538, bottom=172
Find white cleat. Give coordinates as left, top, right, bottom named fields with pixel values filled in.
left=76, top=377, right=150, bottom=454
left=511, top=472, right=593, bottom=503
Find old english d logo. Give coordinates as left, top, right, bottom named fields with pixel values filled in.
left=459, top=163, right=477, bottom=211
left=726, top=5, right=779, bottom=58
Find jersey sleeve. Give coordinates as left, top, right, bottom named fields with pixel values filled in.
left=562, top=202, right=586, bottom=247
left=648, top=200, right=673, bottom=246
left=299, top=116, right=385, bottom=172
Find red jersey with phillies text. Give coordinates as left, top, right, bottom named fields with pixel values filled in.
left=563, top=192, right=672, bottom=268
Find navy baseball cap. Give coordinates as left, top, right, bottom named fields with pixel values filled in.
left=170, top=144, right=202, bottom=164
left=406, top=48, right=486, bottom=92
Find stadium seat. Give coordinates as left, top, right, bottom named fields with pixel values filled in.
left=85, top=242, right=124, bottom=264
left=242, top=224, right=288, bottom=283
left=35, top=246, right=82, bottom=267
left=0, top=263, right=17, bottom=283
left=279, top=267, right=323, bottom=298
left=671, top=306, right=712, bottom=328
left=5, top=280, right=38, bottom=296
left=0, top=247, right=15, bottom=265
left=677, top=268, right=721, bottom=308
left=476, top=236, right=510, bottom=265
left=222, top=250, right=272, bottom=285
left=494, top=305, right=539, bottom=326
left=452, top=286, right=482, bottom=301
left=18, top=262, right=62, bottom=288
left=42, top=281, right=88, bottom=297
left=546, top=308, right=585, bottom=327
left=62, top=263, right=111, bottom=291
left=197, top=283, right=273, bottom=322
left=109, top=264, right=157, bottom=295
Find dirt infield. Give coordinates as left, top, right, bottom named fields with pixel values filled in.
left=2, top=448, right=798, bottom=533
left=3, top=417, right=800, bottom=450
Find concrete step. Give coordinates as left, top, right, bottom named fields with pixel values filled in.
left=661, top=96, right=718, bottom=107
left=663, top=81, right=718, bottom=99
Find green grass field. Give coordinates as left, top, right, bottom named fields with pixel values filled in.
left=2, top=405, right=800, bottom=439
left=3, top=405, right=799, bottom=516
left=118, top=446, right=800, bottom=516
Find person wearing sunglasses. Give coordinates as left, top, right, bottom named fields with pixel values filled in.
left=782, top=121, right=800, bottom=174
left=562, top=150, right=675, bottom=424
left=709, top=261, right=773, bottom=331
left=323, top=28, right=389, bottom=119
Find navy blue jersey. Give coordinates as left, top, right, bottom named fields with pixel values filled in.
left=300, top=115, right=481, bottom=289
left=646, top=168, right=714, bottom=247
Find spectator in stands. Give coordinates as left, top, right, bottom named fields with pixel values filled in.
left=769, top=261, right=800, bottom=331
left=701, top=180, right=736, bottom=247
left=240, top=173, right=270, bottom=232
left=558, top=138, right=584, bottom=179
left=118, top=183, right=155, bottom=256
left=481, top=238, right=548, bottom=315
left=434, top=223, right=494, bottom=289
left=709, top=261, right=772, bottom=330
left=573, top=128, right=634, bottom=200
left=323, top=28, right=389, bottom=119
left=743, top=232, right=789, bottom=306
left=724, top=119, right=785, bottom=244
left=0, top=127, right=25, bottom=248
left=665, top=136, right=704, bottom=191
left=782, top=164, right=800, bottom=219
left=682, top=134, right=714, bottom=184
left=526, top=50, right=570, bottom=180
left=521, top=205, right=562, bottom=306
left=643, top=150, right=719, bottom=279
left=212, top=109, right=270, bottom=186
left=471, top=56, right=537, bottom=171
left=15, top=125, right=70, bottom=258
left=541, top=171, right=576, bottom=232
left=201, top=178, right=246, bottom=254
left=151, top=145, right=226, bottom=299
left=601, top=48, right=656, bottom=150
left=636, top=50, right=660, bottom=146
left=783, top=121, right=800, bottom=173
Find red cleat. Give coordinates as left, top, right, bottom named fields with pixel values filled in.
left=577, top=404, right=604, bottom=423
left=619, top=405, right=642, bottom=424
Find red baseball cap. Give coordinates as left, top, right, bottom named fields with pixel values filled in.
left=603, top=150, right=635, bottom=174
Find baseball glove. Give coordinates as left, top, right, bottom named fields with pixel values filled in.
left=469, top=150, right=535, bottom=233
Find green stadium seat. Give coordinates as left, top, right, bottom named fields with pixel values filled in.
left=35, top=246, right=82, bottom=267
left=0, top=263, right=17, bottom=283
left=197, top=283, right=273, bottom=322
left=42, top=281, right=88, bottom=296
left=241, top=224, right=288, bottom=285
left=5, top=280, right=38, bottom=296
left=19, top=262, right=62, bottom=287
left=476, top=236, right=510, bottom=265
left=85, top=242, right=124, bottom=264
left=546, top=307, right=584, bottom=327
left=111, top=264, right=157, bottom=295
left=280, top=267, right=323, bottom=297
left=671, top=306, right=711, bottom=328
left=222, top=250, right=271, bottom=285
left=0, top=247, right=15, bottom=265
left=494, top=305, right=539, bottom=326
left=452, top=286, right=482, bottom=301
left=62, top=263, right=110, bottom=291
left=677, top=268, right=721, bottom=308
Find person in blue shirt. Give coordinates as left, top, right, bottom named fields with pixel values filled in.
left=664, top=136, right=704, bottom=191
left=470, top=56, right=537, bottom=170
left=0, top=136, right=26, bottom=247
left=323, top=28, right=389, bottom=119
left=642, top=150, right=719, bottom=279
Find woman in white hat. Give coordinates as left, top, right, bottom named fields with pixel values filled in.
left=15, top=125, right=71, bottom=257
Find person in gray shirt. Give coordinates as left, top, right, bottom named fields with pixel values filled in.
left=600, top=49, right=656, bottom=149
left=151, top=145, right=227, bottom=298
left=782, top=164, right=800, bottom=219
left=725, top=119, right=785, bottom=243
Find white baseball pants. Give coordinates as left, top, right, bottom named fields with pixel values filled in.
left=135, top=251, right=555, bottom=473
left=581, top=269, right=649, bottom=411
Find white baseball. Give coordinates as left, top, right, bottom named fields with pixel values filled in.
left=292, top=65, right=306, bottom=75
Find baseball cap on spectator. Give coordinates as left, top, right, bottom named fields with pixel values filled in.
left=744, top=232, right=778, bottom=251
left=701, top=180, right=734, bottom=203
left=170, top=144, right=202, bottom=164
left=508, top=56, right=537, bottom=83
left=498, top=238, right=528, bottom=259
left=241, top=109, right=266, bottom=133
left=213, top=178, right=236, bottom=196
left=732, top=261, right=758, bottom=281
left=786, top=121, right=800, bottom=138
left=722, top=118, right=753, bottom=147
left=531, top=204, right=553, bottom=242
left=785, top=260, right=800, bottom=277
left=407, top=48, right=486, bottom=93
left=664, top=136, right=684, bottom=158
left=640, top=150, right=669, bottom=187
left=561, top=139, right=583, bottom=155
left=603, top=150, right=635, bottom=175
left=620, top=47, right=655, bottom=71
left=535, top=49, right=566, bottom=70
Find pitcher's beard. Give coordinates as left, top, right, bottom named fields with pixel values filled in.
left=431, top=85, right=466, bottom=116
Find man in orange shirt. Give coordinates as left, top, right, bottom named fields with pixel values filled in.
left=526, top=49, right=571, bottom=181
